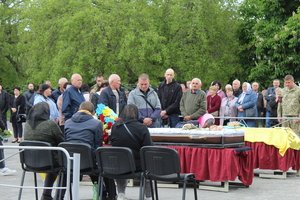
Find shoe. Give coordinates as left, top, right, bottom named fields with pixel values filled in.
left=12, top=139, right=18, bottom=143
left=117, top=193, right=128, bottom=200
left=145, top=197, right=152, bottom=200
left=0, top=167, right=17, bottom=176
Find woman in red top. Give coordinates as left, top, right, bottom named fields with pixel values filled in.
left=206, top=86, right=222, bottom=125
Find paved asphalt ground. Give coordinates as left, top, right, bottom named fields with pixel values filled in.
left=1, top=122, right=300, bottom=200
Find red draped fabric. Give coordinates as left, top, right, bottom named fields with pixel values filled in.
left=168, top=146, right=253, bottom=186
left=245, top=142, right=300, bottom=171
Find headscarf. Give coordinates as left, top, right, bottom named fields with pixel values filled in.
left=27, top=102, right=50, bottom=129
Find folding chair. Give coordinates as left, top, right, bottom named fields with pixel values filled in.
left=140, top=146, right=198, bottom=200
left=58, top=142, right=99, bottom=199
left=18, top=141, right=64, bottom=200
left=95, top=146, right=144, bottom=200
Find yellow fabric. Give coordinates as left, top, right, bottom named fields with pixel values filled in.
left=241, top=127, right=300, bottom=156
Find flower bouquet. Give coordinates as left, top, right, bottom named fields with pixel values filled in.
left=95, top=103, right=118, bottom=144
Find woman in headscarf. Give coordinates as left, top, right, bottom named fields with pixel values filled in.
left=110, top=104, right=152, bottom=200
left=236, top=82, right=258, bottom=127
left=24, top=102, right=64, bottom=200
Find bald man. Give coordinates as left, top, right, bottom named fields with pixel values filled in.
left=157, top=68, right=182, bottom=127
left=98, top=74, right=127, bottom=115
left=62, top=73, right=85, bottom=121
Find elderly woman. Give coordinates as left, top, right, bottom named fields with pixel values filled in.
left=236, top=82, right=258, bottom=127
left=110, top=104, right=152, bottom=200
left=219, top=87, right=238, bottom=125
left=24, top=102, right=64, bottom=200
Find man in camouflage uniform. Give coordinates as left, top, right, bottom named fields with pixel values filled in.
left=278, top=75, right=300, bottom=134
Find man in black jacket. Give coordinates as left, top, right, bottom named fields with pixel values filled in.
left=23, top=83, right=36, bottom=115
left=157, top=68, right=183, bottom=127
left=98, top=74, right=127, bottom=115
left=0, top=83, right=10, bottom=130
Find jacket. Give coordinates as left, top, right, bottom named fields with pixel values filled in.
left=157, top=80, right=182, bottom=115
left=62, top=86, right=85, bottom=121
left=127, top=87, right=161, bottom=126
left=236, top=90, right=258, bottom=117
left=219, top=96, right=238, bottom=125
left=278, top=86, right=300, bottom=117
left=64, top=112, right=103, bottom=150
left=111, top=120, right=152, bottom=170
left=11, top=95, right=26, bottom=118
left=180, top=89, right=206, bottom=119
left=0, top=90, right=10, bottom=114
left=98, top=86, right=127, bottom=115
left=24, top=120, right=64, bottom=147
left=23, top=90, right=36, bottom=114
left=34, top=94, right=59, bottom=120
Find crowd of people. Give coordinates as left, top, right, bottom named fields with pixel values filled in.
left=0, top=70, right=300, bottom=200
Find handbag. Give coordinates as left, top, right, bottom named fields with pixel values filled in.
left=17, top=114, right=27, bottom=123
left=16, top=106, right=26, bottom=123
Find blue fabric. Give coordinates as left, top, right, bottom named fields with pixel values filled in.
left=168, top=114, right=180, bottom=128
left=51, top=89, right=62, bottom=103
left=34, top=94, right=59, bottom=120
left=64, top=112, right=103, bottom=150
left=62, top=86, right=85, bottom=121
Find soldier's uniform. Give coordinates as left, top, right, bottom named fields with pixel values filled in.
left=278, top=86, right=300, bottom=134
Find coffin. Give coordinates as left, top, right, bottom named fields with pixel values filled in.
left=149, top=128, right=245, bottom=148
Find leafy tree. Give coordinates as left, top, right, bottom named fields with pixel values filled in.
left=17, top=0, right=241, bottom=89
left=0, top=0, right=22, bottom=88
left=238, top=0, right=300, bottom=86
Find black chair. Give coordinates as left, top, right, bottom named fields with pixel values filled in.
left=58, top=142, right=98, bottom=175
left=58, top=142, right=99, bottom=200
left=18, top=141, right=64, bottom=200
left=140, top=146, right=198, bottom=200
left=95, top=146, right=144, bottom=200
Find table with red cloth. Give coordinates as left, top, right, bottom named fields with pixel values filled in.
left=242, top=127, right=300, bottom=171
left=167, top=145, right=253, bottom=186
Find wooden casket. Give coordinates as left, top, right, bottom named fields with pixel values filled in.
left=149, top=128, right=245, bottom=148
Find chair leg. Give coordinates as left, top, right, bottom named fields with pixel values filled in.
left=182, top=181, right=187, bottom=200
left=34, top=172, right=38, bottom=200
left=154, top=180, right=159, bottom=200
left=56, top=172, right=65, bottom=200
left=96, top=176, right=101, bottom=200
left=193, top=179, right=198, bottom=200
left=18, top=171, right=26, bottom=200
left=139, top=175, right=145, bottom=200
left=98, top=177, right=104, bottom=200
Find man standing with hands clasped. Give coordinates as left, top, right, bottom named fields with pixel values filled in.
left=157, top=68, right=182, bottom=127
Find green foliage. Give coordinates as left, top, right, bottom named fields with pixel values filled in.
left=14, top=0, right=241, bottom=89
left=0, top=0, right=22, bottom=87
left=238, top=0, right=300, bottom=86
